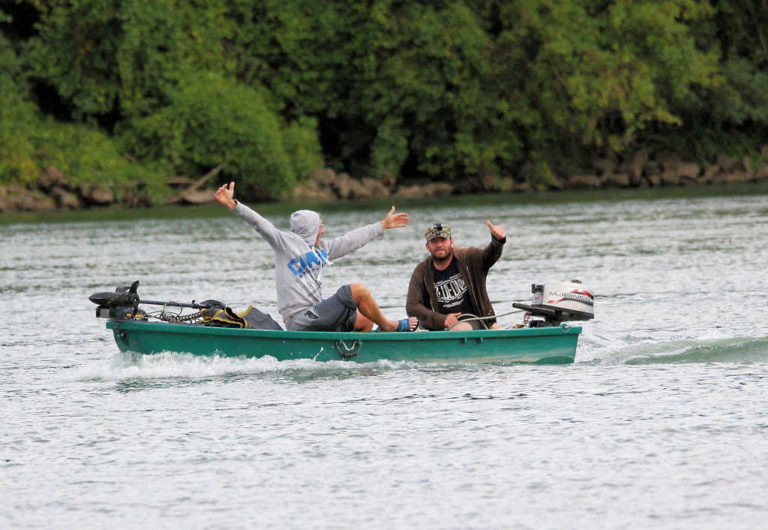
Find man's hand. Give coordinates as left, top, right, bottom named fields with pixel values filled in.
left=215, top=181, right=237, bottom=209
left=444, top=313, right=461, bottom=329
left=486, top=220, right=506, bottom=241
left=381, top=206, right=409, bottom=229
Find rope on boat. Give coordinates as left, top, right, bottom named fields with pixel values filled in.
left=147, top=308, right=204, bottom=323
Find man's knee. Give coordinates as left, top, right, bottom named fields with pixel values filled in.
left=349, top=283, right=371, bottom=301
left=448, top=322, right=473, bottom=331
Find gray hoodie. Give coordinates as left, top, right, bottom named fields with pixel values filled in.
left=233, top=201, right=384, bottom=320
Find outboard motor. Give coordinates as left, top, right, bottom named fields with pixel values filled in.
left=513, top=280, right=594, bottom=328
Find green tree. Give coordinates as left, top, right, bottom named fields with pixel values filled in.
left=24, top=0, right=233, bottom=119
left=18, top=0, right=321, bottom=195
left=0, top=30, right=38, bottom=183
left=4, top=0, right=767, bottom=197
left=228, top=0, right=521, bottom=180
left=491, top=0, right=720, bottom=162
left=672, top=0, right=768, bottom=158
left=120, top=72, right=321, bottom=197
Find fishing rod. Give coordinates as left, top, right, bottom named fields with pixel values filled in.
left=136, top=298, right=221, bottom=310
left=457, top=309, right=525, bottom=329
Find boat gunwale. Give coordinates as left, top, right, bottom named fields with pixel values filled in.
left=106, top=319, right=582, bottom=341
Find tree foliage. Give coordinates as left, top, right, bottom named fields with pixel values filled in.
left=1, top=0, right=767, bottom=194
left=120, top=72, right=321, bottom=194
left=0, top=31, right=38, bottom=182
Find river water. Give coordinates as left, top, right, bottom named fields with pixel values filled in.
left=2, top=192, right=767, bottom=528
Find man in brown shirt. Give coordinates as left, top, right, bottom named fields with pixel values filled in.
left=406, top=221, right=506, bottom=330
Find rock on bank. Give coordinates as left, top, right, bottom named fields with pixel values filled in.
left=2, top=149, right=768, bottom=213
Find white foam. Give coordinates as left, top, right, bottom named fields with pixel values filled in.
left=63, top=351, right=417, bottom=382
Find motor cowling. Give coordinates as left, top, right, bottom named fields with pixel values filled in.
left=513, top=280, right=594, bottom=327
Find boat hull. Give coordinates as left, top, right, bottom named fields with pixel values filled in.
left=106, top=320, right=582, bottom=364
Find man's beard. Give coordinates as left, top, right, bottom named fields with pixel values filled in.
left=431, top=249, right=453, bottom=265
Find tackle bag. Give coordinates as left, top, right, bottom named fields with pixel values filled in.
left=201, top=305, right=282, bottom=330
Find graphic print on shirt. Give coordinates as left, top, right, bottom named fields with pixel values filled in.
left=431, top=259, right=473, bottom=315
left=285, top=247, right=331, bottom=300
left=287, top=248, right=329, bottom=278
left=435, top=272, right=467, bottom=309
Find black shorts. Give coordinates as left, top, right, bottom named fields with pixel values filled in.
left=286, top=285, right=359, bottom=332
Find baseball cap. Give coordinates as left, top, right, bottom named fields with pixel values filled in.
left=425, top=223, right=452, bottom=241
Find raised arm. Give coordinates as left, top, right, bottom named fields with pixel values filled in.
left=325, top=206, right=409, bottom=260
left=215, top=181, right=283, bottom=248
left=482, top=220, right=506, bottom=272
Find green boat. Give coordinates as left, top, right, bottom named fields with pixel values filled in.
left=91, top=280, right=594, bottom=364
left=105, top=319, right=582, bottom=364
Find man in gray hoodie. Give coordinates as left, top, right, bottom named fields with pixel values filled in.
left=215, top=181, right=417, bottom=333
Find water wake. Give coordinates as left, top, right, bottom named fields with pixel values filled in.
left=65, top=334, right=767, bottom=383
left=65, top=350, right=420, bottom=382
left=580, top=335, right=768, bottom=365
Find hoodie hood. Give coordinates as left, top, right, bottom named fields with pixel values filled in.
left=289, top=210, right=321, bottom=246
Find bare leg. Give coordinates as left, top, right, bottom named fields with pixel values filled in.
left=448, top=322, right=473, bottom=331
left=350, top=284, right=417, bottom=332
left=353, top=311, right=373, bottom=332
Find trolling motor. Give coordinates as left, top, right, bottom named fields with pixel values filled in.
left=89, top=281, right=224, bottom=320
left=89, top=281, right=145, bottom=320
left=513, top=280, right=594, bottom=328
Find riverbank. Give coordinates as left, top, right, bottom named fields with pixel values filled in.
left=2, top=180, right=768, bottom=226
left=291, top=150, right=768, bottom=202
left=2, top=148, right=768, bottom=216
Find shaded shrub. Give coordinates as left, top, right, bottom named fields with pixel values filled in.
left=119, top=73, right=322, bottom=197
